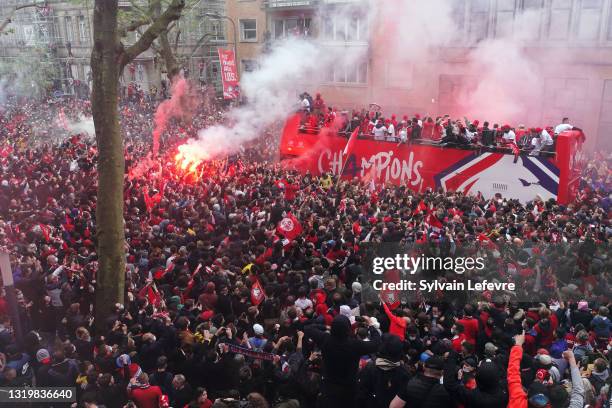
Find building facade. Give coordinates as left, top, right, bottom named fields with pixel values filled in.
left=225, top=0, right=267, bottom=78
left=0, top=0, right=229, bottom=98
left=252, top=0, right=612, bottom=150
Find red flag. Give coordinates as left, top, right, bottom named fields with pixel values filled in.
left=138, top=283, right=162, bottom=307
left=251, top=279, right=265, bottom=306
left=342, top=127, right=360, bottom=156
left=380, top=269, right=401, bottom=310
left=276, top=213, right=303, bottom=240
left=425, top=213, right=443, bottom=231
left=39, top=224, right=50, bottom=242
left=413, top=200, right=427, bottom=216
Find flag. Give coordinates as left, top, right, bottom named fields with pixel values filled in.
left=39, top=224, right=50, bottom=242
left=380, top=269, right=401, bottom=310
left=413, top=200, right=427, bottom=216
left=362, top=165, right=377, bottom=192
left=251, top=279, right=265, bottom=306
left=276, top=212, right=303, bottom=240
left=425, top=213, right=443, bottom=232
left=477, top=233, right=497, bottom=250
left=138, top=282, right=162, bottom=307
left=342, top=127, right=360, bottom=156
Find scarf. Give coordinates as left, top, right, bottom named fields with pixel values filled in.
left=375, top=357, right=400, bottom=371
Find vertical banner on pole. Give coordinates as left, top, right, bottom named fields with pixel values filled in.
left=218, top=48, right=240, bottom=100
left=0, top=252, right=13, bottom=286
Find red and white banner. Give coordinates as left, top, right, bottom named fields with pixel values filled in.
left=218, top=48, right=239, bottom=100
left=280, top=114, right=583, bottom=205
left=381, top=269, right=401, bottom=310
left=276, top=212, right=303, bottom=241
left=251, top=279, right=265, bottom=306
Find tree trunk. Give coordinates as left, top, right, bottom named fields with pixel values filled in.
left=91, top=0, right=125, bottom=334
left=160, top=31, right=181, bottom=80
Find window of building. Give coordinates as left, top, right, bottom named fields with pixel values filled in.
left=576, top=0, right=602, bottom=40
left=240, top=19, right=257, bottom=42
left=321, top=15, right=367, bottom=42
left=326, top=61, right=367, bottom=85
left=211, top=20, right=225, bottom=41
left=548, top=0, right=572, bottom=40
left=78, top=16, right=88, bottom=42
left=242, top=59, right=258, bottom=72
left=65, top=16, right=73, bottom=42
left=272, top=18, right=311, bottom=39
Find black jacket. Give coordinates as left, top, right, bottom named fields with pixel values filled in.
left=356, top=361, right=411, bottom=408
left=443, top=352, right=508, bottom=408
left=396, top=374, right=450, bottom=408
left=304, top=315, right=380, bottom=389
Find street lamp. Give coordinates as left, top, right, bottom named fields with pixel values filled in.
left=203, top=12, right=238, bottom=78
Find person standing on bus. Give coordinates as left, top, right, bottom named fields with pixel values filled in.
left=554, top=117, right=572, bottom=135
left=411, top=117, right=422, bottom=140
left=481, top=122, right=495, bottom=146
left=313, top=93, right=326, bottom=119
left=386, top=119, right=396, bottom=142
left=519, top=128, right=534, bottom=149
left=501, top=125, right=516, bottom=144
left=530, top=127, right=554, bottom=156
left=397, top=120, right=409, bottom=146
left=372, top=119, right=387, bottom=141
left=422, top=117, right=434, bottom=140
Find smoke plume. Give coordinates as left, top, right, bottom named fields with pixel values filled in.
left=152, top=77, right=194, bottom=156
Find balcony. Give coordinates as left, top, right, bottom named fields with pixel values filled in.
left=264, top=0, right=319, bottom=9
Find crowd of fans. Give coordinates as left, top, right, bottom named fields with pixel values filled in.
left=0, top=88, right=609, bottom=408
left=299, top=93, right=581, bottom=156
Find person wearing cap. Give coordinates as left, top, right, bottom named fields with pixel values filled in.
left=304, top=314, right=381, bottom=407
left=248, top=324, right=267, bottom=352
left=389, top=355, right=450, bottom=408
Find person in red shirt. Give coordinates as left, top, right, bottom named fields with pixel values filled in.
left=422, top=117, right=435, bottom=139
left=382, top=298, right=410, bottom=341
left=128, top=372, right=163, bottom=408
left=457, top=305, right=479, bottom=346
left=283, top=178, right=299, bottom=201
left=533, top=307, right=558, bottom=349
left=451, top=322, right=467, bottom=353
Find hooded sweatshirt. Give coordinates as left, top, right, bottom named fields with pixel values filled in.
left=304, top=315, right=381, bottom=389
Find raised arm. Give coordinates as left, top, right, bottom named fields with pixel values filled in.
left=563, top=350, right=584, bottom=408
left=508, top=333, right=528, bottom=408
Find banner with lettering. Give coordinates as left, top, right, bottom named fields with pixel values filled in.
left=218, top=48, right=239, bottom=100
left=280, top=115, right=573, bottom=204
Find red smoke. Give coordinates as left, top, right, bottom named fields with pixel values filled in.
left=152, top=78, right=194, bottom=156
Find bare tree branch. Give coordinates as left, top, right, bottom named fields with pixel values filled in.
left=119, top=0, right=185, bottom=68
left=118, top=17, right=151, bottom=38
left=0, top=2, right=41, bottom=34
